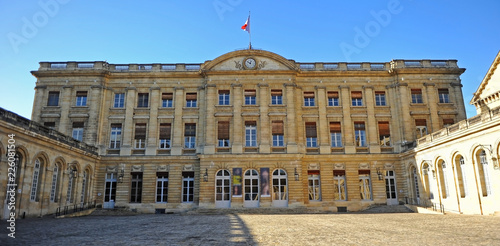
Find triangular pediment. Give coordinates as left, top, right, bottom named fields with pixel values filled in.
left=471, top=51, right=500, bottom=104
left=201, top=49, right=297, bottom=72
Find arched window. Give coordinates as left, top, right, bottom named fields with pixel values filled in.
left=438, top=161, right=449, bottom=199
left=30, top=158, right=44, bottom=201
left=455, top=156, right=467, bottom=198
left=477, top=150, right=491, bottom=196
left=80, top=170, right=89, bottom=204
left=412, top=167, right=420, bottom=200
left=66, top=167, right=77, bottom=203
left=50, top=163, right=62, bottom=202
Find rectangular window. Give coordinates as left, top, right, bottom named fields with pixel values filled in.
left=415, top=119, right=427, bottom=138
left=44, top=122, right=56, bottom=129
left=305, top=122, right=317, bottom=147
left=109, top=123, right=122, bottom=149
left=75, top=91, right=87, bottom=106
left=72, top=122, right=84, bottom=141
left=411, top=89, right=423, bottom=104
left=378, top=121, right=391, bottom=146
left=304, top=92, right=315, bottom=106
left=354, top=122, right=366, bottom=147
left=156, top=172, right=169, bottom=203
left=114, top=93, right=125, bottom=108
left=218, top=121, right=230, bottom=147
left=308, top=170, right=321, bottom=201
left=359, top=170, right=372, bottom=200
left=244, top=90, right=256, bottom=105
left=443, top=118, right=454, bottom=128
left=272, top=120, right=284, bottom=147
left=137, top=93, right=149, bottom=108
left=245, top=121, right=257, bottom=147
left=159, top=123, right=171, bottom=149
left=184, top=123, right=196, bottom=149
left=186, top=93, right=197, bottom=107
left=328, top=91, right=339, bottom=106
left=330, top=122, right=342, bottom=147
left=134, top=123, right=146, bottom=149
left=438, top=89, right=450, bottom=103
left=47, top=91, right=60, bottom=106
left=271, top=90, right=283, bottom=105
left=162, top=93, right=173, bottom=108
left=333, top=170, right=347, bottom=200
left=351, top=91, right=363, bottom=106
left=182, top=171, right=195, bottom=203
left=218, top=90, right=230, bottom=105
left=375, top=91, right=386, bottom=106
left=130, top=173, right=142, bottom=203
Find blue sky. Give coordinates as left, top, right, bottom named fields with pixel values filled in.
left=1, top=0, right=499, bottom=118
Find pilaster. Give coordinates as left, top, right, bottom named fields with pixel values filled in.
left=364, top=86, right=380, bottom=153
left=451, top=82, right=467, bottom=120
left=424, top=83, right=440, bottom=132
left=146, top=87, right=160, bottom=155
left=32, top=85, right=46, bottom=122
left=58, top=85, right=73, bottom=135
left=340, top=86, right=355, bottom=153
left=120, top=87, right=136, bottom=156
left=232, top=84, right=243, bottom=154
left=316, top=86, right=330, bottom=154
left=259, top=83, right=270, bottom=153
left=88, top=85, right=103, bottom=145
left=285, top=83, right=298, bottom=153
left=204, top=84, right=217, bottom=154
left=171, top=87, right=184, bottom=155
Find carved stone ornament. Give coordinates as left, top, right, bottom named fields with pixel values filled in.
left=234, top=60, right=242, bottom=69
left=334, top=163, right=345, bottom=170
left=131, top=165, right=143, bottom=172
left=183, top=164, right=194, bottom=171
left=359, top=163, right=370, bottom=169
left=106, top=166, right=117, bottom=173
left=384, top=163, right=394, bottom=170
left=308, top=163, right=320, bottom=170
left=157, top=165, right=169, bottom=172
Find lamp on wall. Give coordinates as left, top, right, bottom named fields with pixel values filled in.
left=376, top=167, right=383, bottom=180
left=294, top=167, right=299, bottom=181
left=478, top=144, right=499, bottom=169
left=118, top=167, right=124, bottom=183
left=203, top=168, right=208, bottom=182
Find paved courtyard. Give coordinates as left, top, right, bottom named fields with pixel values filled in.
left=1, top=211, right=500, bottom=245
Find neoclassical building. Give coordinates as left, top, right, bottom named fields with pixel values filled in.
left=2, top=49, right=497, bottom=217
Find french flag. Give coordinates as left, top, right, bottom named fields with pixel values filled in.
left=241, top=15, right=250, bottom=33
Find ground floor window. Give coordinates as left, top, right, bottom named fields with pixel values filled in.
left=244, top=169, right=259, bottom=201
left=359, top=170, right=372, bottom=200
left=333, top=170, right=346, bottom=200
left=272, top=169, right=287, bottom=201
left=156, top=172, right=169, bottom=203
left=308, top=170, right=321, bottom=201
left=182, top=171, right=195, bottom=202
left=130, top=173, right=143, bottom=203
left=216, top=170, right=231, bottom=201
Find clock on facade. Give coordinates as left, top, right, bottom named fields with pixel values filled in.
left=243, top=57, right=256, bottom=69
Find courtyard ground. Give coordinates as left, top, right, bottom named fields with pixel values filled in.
left=1, top=210, right=499, bottom=245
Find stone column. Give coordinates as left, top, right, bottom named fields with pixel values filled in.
left=32, top=85, right=46, bottom=122
left=424, top=83, right=440, bottom=132
left=451, top=82, right=467, bottom=120
left=397, top=83, right=413, bottom=142
left=316, top=86, right=330, bottom=154
left=340, top=86, right=355, bottom=153
left=204, top=84, right=217, bottom=154
left=171, top=87, right=185, bottom=155
left=232, top=84, right=243, bottom=154
left=285, top=83, right=298, bottom=153
left=87, top=85, right=103, bottom=146
left=120, top=87, right=136, bottom=156
left=364, top=86, right=380, bottom=153
left=259, top=83, right=270, bottom=153
left=58, top=85, right=73, bottom=135
left=386, top=84, right=403, bottom=152
left=146, top=87, right=160, bottom=155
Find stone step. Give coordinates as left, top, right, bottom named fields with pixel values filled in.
left=359, top=205, right=413, bottom=213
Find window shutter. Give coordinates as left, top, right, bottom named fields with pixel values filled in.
left=184, top=123, right=196, bottom=136
left=76, top=91, right=87, bottom=97
left=354, top=122, right=365, bottom=130
left=328, top=91, right=339, bottom=98
left=411, top=89, right=422, bottom=94
left=438, top=88, right=449, bottom=94
left=219, top=90, right=230, bottom=94
left=159, top=123, right=171, bottom=139
left=218, top=121, right=230, bottom=140
left=304, top=92, right=315, bottom=98
left=351, top=91, right=362, bottom=99
left=333, top=170, right=345, bottom=176
left=305, top=122, right=317, bottom=138
left=415, top=119, right=427, bottom=126
left=378, top=121, right=390, bottom=137
left=272, top=121, right=284, bottom=135
left=134, top=123, right=146, bottom=139
left=72, top=122, right=84, bottom=128
left=330, top=122, right=341, bottom=133
left=245, top=90, right=256, bottom=96
left=186, top=93, right=197, bottom=100
left=375, top=91, right=385, bottom=95
left=271, top=90, right=282, bottom=96
left=111, top=123, right=121, bottom=128
left=443, top=119, right=454, bottom=125
left=358, top=170, right=371, bottom=175
left=246, top=121, right=257, bottom=126
left=162, top=93, right=173, bottom=100
left=308, top=170, right=320, bottom=175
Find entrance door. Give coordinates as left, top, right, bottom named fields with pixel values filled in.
left=215, top=170, right=231, bottom=208
left=385, top=170, right=398, bottom=205
left=272, top=169, right=288, bottom=207
left=244, top=169, right=259, bottom=208
left=103, top=173, right=116, bottom=209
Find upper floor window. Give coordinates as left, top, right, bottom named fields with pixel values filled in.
left=244, top=90, right=256, bottom=105
left=415, top=119, right=427, bottom=138
left=72, top=122, right=84, bottom=141
left=134, top=123, right=147, bottom=149
left=114, top=93, right=125, bottom=108
left=75, top=91, right=87, bottom=106
left=305, top=122, right=317, bottom=147
left=354, top=122, right=366, bottom=147
left=411, top=89, right=423, bottom=104
left=218, top=121, right=230, bottom=147
left=184, top=123, right=196, bottom=149
left=375, top=91, right=386, bottom=106
left=245, top=122, right=257, bottom=147
left=271, top=90, right=283, bottom=105
left=378, top=121, right=390, bottom=146
left=304, top=92, right=315, bottom=106
left=218, top=90, right=230, bottom=105
left=330, top=122, right=342, bottom=147
left=109, top=123, right=122, bottom=149
left=272, top=120, right=284, bottom=147
left=351, top=91, right=363, bottom=106
left=159, top=123, right=171, bottom=149
left=443, top=119, right=454, bottom=128
left=162, top=93, right=173, bottom=108
left=438, top=89, right=450, bottom=103
left=328, top=91, right=339, bottom=106
left=47, top=91, right=60, bottom=106
left=137, top=93, right=149, bottom=108
left=186, top=93, right=197, bottom=107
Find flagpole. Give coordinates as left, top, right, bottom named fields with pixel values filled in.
left=248, top=11, right=252, bottom=49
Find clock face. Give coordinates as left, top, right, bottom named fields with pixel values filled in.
left=244, top=58, right=256, bottom=69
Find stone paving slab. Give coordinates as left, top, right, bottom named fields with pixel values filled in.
left=1, top=213, right=499, bottom=245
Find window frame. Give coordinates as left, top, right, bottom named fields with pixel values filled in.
left=114, top=93, right=125, bottom=108
left=47, top=91, right=60, bottom=106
